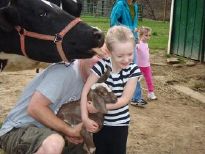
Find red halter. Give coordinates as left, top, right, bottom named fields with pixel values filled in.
left=15, top=18, right=81, bottom=62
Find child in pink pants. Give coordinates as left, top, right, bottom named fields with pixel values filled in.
left=136, top=26, right=157, bottom=100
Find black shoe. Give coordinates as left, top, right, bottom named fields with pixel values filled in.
left=131, top=99, right=147, bottom=107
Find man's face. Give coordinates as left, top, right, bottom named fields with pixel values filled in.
left=80, top=56, right=100, bottom=81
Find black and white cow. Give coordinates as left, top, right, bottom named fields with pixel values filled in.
left=0, top=0, right=104, bottom=64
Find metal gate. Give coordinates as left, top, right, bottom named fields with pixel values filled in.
left=82, top=2, right=113, bottom=17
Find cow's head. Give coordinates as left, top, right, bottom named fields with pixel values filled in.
left=0, top=0, right=104, bottom=62
left=62, top=0, right=82, bottom=17
left=47, top=0, right=82, bottom=17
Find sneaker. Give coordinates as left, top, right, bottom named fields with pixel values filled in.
left=131, top=99, right=148, bottom=107
left=148, top=92, right=157, bottom=100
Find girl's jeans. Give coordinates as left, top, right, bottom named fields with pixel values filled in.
left=132, top=81, right=142, bottom=101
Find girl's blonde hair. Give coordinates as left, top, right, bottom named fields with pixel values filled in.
left=138, top=26, right=152, bottom=39
left=105, top=26, right=135, bottom=52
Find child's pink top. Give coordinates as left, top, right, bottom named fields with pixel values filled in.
left=136, top=41, right=150, bottom=67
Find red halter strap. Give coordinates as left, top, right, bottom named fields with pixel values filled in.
left=15, top=18, right=81, bottom=62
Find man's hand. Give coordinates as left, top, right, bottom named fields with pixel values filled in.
left=65, top=123, right=84, bottom=144
left=68, top=123, right=83, bottom=137
left=98, top=43, right=110, bottom=58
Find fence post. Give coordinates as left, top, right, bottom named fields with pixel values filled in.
left=163, top=0, right=168, bottom=21
left=138, top=4, right=143, bottom=21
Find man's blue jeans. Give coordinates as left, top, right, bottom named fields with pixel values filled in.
left=132, top=81, right=142, bottom=101
left=132, top=47, right=142, bottom=101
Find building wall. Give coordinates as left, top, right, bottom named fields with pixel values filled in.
left=170, top=0, right=205, bottom=62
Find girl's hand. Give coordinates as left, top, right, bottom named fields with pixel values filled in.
left=82, top=117, right=99, bottom=133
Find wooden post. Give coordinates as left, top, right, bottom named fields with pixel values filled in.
left=163, top=0, right=168, bottom=21
left=167, top=0, right=175, bottom=54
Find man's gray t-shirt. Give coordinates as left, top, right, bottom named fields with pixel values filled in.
left=0, top=61, right=84, bottom=136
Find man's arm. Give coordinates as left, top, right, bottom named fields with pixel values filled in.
left=27, top=91, right=82, bottom=138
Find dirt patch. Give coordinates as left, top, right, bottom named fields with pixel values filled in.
left=0, top=51, right=205, bottom=154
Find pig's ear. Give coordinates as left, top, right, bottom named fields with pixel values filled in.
left=92, top=92, right=107, bottom=114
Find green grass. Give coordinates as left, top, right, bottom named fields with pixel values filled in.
left=81, top=16, right=169, bottom=51
left=81, top=16, right=110, bottom=33
left=139, top=19, right=169, bottom=50
left=0, top=150, right=4, bottom=154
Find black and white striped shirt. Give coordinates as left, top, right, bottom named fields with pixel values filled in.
left=92, top=58, right=141, bottom=126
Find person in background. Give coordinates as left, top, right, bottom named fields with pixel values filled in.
left=81, top=26, right=142, bottom=154
left=136, top=26, right=157, bottom=100
left=110, top=0, right=148, bottom=107
left=0, top=56, right=100, bottom=154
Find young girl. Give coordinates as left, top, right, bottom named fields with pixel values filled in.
left=111, top=0, right=147, bottom=108
left=80, top=25, right=141, bottom=154
left=136, top=26, right=157, bottom=100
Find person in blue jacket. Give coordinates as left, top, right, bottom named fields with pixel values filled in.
left=110, top=0, right=147, bottom=107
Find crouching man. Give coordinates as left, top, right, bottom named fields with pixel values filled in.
left=0, top=56, right=100, bottom=154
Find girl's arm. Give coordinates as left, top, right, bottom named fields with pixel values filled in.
left=80, top=72, right=99, bottom=132
left=106, top=77, right=138, bottom=110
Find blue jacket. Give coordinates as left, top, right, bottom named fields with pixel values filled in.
left=110, top=0, right=138, bottom=39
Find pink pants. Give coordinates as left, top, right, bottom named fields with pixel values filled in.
left=139, top=66, right=154, bottom=93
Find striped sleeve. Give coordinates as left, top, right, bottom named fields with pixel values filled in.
left=129, top=62, right=141, bottom=78
left=91, top=58, right=110, bottom=77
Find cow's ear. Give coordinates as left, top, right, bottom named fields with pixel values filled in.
left=0, top=7, right=13, bottom=31
left=76, top=0, right=82, bottom=17
left=0, top=6, right=19, bottom=31
left=0, top=0, right=10, bottom=8
left=10, top=0, right=17, bottom=5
